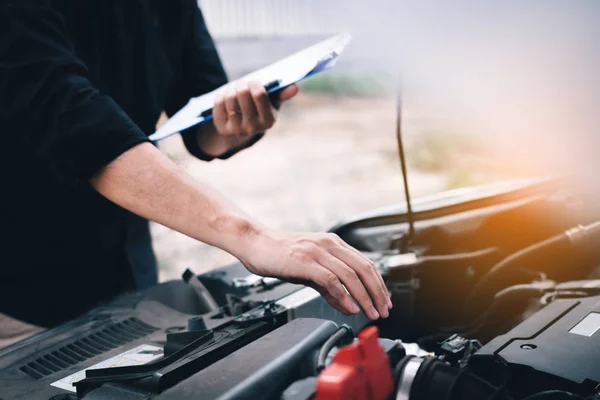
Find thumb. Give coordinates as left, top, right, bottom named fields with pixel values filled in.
left=278, top=84, right=299, bottom=102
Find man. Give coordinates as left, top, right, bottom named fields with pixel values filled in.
left=0, top=0, right=391, bottom=343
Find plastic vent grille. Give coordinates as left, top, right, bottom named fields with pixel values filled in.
left=19, top=317, right=157, bottom=379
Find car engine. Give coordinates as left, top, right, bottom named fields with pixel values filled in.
left=2, top=177, right=600, bottom=400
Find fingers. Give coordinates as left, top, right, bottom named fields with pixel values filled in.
left=224, top=87, right=243, bottom=135
left=314, top=247, right=381, bottom=320
left=329, top=246, right=390, bottom=319
left=213, top=81, right=281, bottom=136
left=308, top=283, right=355, bottom=316
left=236, top=82, right=259, bottom=136
left=299, top=260, right=361, bottom=316
left=313, top=233, right=390, bottom=318
left=212, top=90, right=229, bottom=134
left=279, top=84, right=299, bottom=102
left=336, top=239, right=392, bottom=309
left=249, top=81, right=276, bottom=128
left=378, top=271, right=392, bottom=309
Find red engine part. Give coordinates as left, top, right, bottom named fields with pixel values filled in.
left=314, top=326, right=394, bottom=400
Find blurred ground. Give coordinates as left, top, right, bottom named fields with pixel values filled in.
left=152, top=88, right=512, bottom=281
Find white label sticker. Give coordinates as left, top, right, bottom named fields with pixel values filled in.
left=50, top=344, right=163, bottom=393
left=276, top=287, right=320, bottom=309
left=569, top=312, right=600, bottom=337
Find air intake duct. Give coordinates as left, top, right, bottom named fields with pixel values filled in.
left=394, top=356, right=512, bottom=400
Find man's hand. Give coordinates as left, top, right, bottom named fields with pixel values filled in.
left=237, top=228, right=392, bottom=320
left=195, top=81, right=299, bottom=157
left=213, top=81, right=298, bottom=137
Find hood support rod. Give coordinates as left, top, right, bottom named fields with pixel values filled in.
left=396, top=81, right=415, bottom=252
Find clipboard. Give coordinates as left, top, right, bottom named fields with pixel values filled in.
left=149, top=32, right=352, bottom=142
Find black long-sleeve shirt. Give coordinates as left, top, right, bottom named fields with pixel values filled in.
left=0, top=0, right=236, bottom=326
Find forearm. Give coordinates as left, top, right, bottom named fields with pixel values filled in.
left=89, top=142, right=260, bottom=257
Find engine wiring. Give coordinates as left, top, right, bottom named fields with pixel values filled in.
left=463, top=221, right=600, bottom=319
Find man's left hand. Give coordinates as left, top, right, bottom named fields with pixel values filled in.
left=213, top=81, right=299, bottom=137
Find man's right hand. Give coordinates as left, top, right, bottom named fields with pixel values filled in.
left=236, top=228, right=392, bottom=320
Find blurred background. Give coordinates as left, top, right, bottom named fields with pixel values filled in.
left=153, top=0, right=600, bottom=281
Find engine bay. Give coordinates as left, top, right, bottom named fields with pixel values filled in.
left=2, top=177, right=600, bottom=400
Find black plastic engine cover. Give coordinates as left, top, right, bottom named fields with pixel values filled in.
left=0, top=298, right=188, bottom=400
left=0, top=266, right=302, bottom=400
left=155, top=318, right=339, bottom=400
left=470, top=295, right=600, bottom=397
left=0, top=260, right=369, bottom=400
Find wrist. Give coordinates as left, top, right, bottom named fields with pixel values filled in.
left=195, top=124, right=252, bottom=158
left=227, top=219, right=280, bottom=274
left=210, top=213, right=265, bottom=260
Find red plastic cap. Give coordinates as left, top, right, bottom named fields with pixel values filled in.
left=315, top=326, right=394, bottom=400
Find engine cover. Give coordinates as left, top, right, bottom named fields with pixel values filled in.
left=470, top=295, right=600, bottom=397
left=0, top=263, right=369, bottom=400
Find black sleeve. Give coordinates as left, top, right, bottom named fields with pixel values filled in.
left=164, top=0, right=264, bottom=161
left=0, top=1, right=150, bottom=181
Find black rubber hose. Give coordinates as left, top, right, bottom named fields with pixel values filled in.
left=464, top=234, right=568, bottom=318
left=182, top=268, right=220, bottom=312
left=464, top=222, right=600, bottom=319
left=315, top=325, right=354, bottom=373
left=416, top=247, right=503, bottom=265
left=397, top=356, right=512, bottom=400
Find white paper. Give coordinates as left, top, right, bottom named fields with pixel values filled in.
left=149, top=32, right=352, bottom=142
